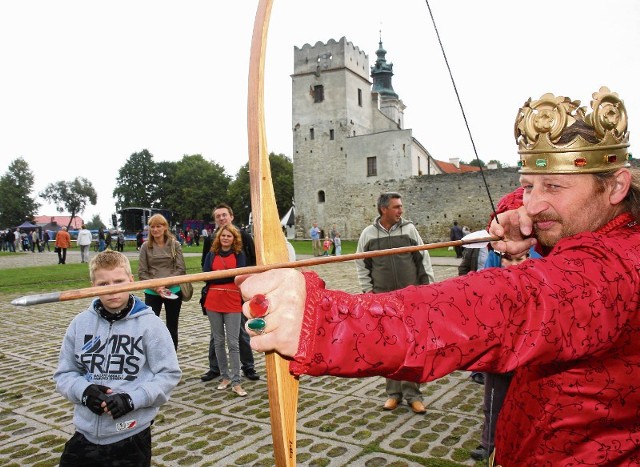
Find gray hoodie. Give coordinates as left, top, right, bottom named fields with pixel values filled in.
left=54, top=296, right=181, bottom=445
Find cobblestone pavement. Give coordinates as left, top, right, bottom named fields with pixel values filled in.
left=0, top=251, right=486, bottom=466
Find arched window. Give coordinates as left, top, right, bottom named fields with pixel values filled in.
left=317, top=190, right=326, bottom=203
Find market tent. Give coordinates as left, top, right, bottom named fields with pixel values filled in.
left=17, top=221, right=37, bottom=229
left=280, top=206, right=295, bottom=239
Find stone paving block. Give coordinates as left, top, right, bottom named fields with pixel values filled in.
left=0, top=356, right=58, bottom=411
left=0, top=257, right=484, bottom=466
left=378, top=409, right=480, bottom=464
left=0, top=429, right=69, bottom=467
left=12, top=393, right=76, bottom=437
left=300, top=374, right=379, bottom=397
left=151, top=412, right=273, bottom=466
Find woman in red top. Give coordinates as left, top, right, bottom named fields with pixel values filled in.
left=202, top=224, right=247, bottom=396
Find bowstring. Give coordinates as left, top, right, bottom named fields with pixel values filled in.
left=425, top=2, right=497, bottom=463
left=424, top=0, right=499, bottom=222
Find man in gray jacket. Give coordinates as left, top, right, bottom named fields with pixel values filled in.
left=355, top=192, right=434, bottom=414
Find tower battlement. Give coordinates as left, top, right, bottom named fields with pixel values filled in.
left=293, top=37, right=369, bottom=81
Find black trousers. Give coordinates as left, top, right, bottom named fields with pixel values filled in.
left=481, top=372, right=514, bottom=452
left=57, top=248, right=67, bottom=264
left=59, top=427, right=151, bottom=467
left=145, top=292, right=182, bottom=350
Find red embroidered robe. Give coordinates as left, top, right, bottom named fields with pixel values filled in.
left=291, top=213, right=640, bottom=466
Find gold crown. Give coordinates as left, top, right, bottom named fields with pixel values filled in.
left=516, top=86, right=630, bottom=174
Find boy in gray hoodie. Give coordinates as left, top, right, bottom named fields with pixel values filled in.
left=54, top=250, right=182, bottom=466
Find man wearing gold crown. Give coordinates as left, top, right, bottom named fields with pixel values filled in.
left=238, top=87, right=640, bottom=466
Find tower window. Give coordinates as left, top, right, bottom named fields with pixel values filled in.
left=358, top=88, right=362, bottom=106
left=367, top=157, right=377, bottom=177
left=329, top=129, right=334, bottom=140
left=313, top=85, right=324, bottom=103
left=317, top=190, right=326, bottom=203
left=310, top=128, right=314, bottom=140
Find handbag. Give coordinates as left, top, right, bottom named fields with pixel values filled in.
left=199, top=285, right=209, bottom=315
left=179, top=282, right=194, bottom=301
left=170, top=240, right=193, bottom=301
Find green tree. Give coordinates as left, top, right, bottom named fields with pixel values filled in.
left=227, top=152, right=293, bottom=226
left=86, top=214, right=106, bottom=230
left=40, top=177, right=98, bottom=229
left=113, top=149, right=161, bottom=210
left=468, top=158, right=486, bottom=168
left=163, top=155, right=230, bottom=221
left=227, top=164, right=251, bottom=226
left=269, top=153, right=294, bottom=216
left=488, top=159, right=503, bottom=168
left=0, top=157, right=39, bottom=227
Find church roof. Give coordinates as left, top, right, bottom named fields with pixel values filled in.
left=34, top=215, right=84, bottom=229
left=434, top=160, right=481, bottom=174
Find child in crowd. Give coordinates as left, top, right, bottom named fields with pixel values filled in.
left=322, top=236, right=332, bottom=256
left=333, top=233, right=342, bottom=256
left=54, top=250, right=181, bottom=466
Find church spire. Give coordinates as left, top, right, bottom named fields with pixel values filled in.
left=370, top=33, right=398, bottom=99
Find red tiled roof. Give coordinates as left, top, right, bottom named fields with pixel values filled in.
left=34, top=215, right=84, bottom=229
left=435, top=160, right=481, bottom=174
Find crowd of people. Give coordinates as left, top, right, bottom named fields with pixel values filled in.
left=309, top=222, right=342, bottom=256
left=0, top=228, right=50, bottom=252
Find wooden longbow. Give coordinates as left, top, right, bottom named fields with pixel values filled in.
left=246, top=1, right=298, bottom=465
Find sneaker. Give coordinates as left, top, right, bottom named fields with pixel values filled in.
left=200, top=370, right=220, bottom=382
left=243, top=369, right=260, bottom=381
left=470, top=445, right=489, bottom=461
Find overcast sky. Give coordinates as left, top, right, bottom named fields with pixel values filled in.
left=2, top=0, right=639, bottom=225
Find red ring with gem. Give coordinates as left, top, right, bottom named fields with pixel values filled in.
left=249, top=294, right=270, bottom=318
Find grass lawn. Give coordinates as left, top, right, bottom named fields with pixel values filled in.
left=0, top=241, right=455, bottom=296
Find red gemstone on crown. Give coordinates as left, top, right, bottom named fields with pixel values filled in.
left=249, top=294, right=270, bottom=318
left=574, top=157, right=588, bottom=167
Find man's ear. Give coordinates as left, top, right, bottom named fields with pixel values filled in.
left=609, top=169, right=632, bottom=205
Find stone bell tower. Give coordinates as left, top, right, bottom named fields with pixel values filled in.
left=291, top=36, right=428, bottom=239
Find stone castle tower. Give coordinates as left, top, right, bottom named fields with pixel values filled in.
left=292, top=37, right=441, bottom=239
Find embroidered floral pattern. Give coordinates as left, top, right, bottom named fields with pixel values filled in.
left=292, top=213, right=640, bottom=465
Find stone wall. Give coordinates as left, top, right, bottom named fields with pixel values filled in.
left=295, top=167, right=521, bottom=242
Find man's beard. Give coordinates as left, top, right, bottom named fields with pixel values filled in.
left=531, top=214, right=564, bottom=247
left=532, top=204, right=607, bottom=247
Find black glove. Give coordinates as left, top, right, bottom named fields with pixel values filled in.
left=105, top=393, right=135, bottom=419
left=81, top=384, right=111, bottom=416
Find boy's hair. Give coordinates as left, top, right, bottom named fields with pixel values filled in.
left=89, top=250, right=132, bottom=282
